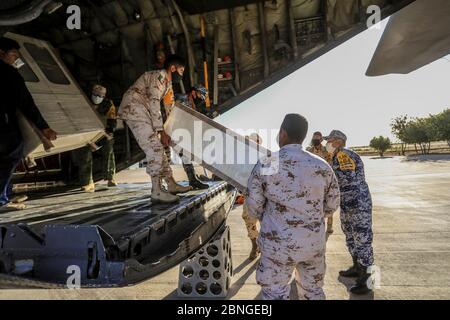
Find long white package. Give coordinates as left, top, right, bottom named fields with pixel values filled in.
left=7, top=32, right=106, bottom=159
left=164, top=103, right=271, bottom=193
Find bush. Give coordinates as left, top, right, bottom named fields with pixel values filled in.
left=370, top=136, right=392, bottom=157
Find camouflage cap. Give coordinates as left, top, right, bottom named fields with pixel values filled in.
left=324, top=130, right=347, bottom=142
left=92, top=84, right=106, bottom=96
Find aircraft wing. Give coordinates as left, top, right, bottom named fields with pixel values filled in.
left=366, top=0, right=450, bottom=76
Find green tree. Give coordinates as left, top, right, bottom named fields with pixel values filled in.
left=390, top=115, right=409, bottom=155
left=430, top=108, right=450, bottom=147
left=370, top=136, right=392, bottom=157
left=403, top=118, right=433, bottom=154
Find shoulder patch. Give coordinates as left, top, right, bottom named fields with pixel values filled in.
left=337, top=151, right=356, bottom=171
left=158, top=73, right=165, bottom=84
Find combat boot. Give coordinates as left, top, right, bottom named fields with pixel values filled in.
left=350, top=263, right=373, bottom=295
left=2, top=202, right=26, bottom=210
left=81, top=181, right=95, bottom=193
left=248, top=239, right=260, bottom=260
left=183, top=163, right=209, bottom=190
left=10, top=195, right=28, bottom=203
left=107, top=179, right=118, bottom=187
left=339, top=255, right=359, bottom=277
left=151, top=177, right=179, bottom=204
left=166, top=177, right=193, bottom=194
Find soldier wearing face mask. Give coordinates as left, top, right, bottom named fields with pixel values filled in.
left=92, top=85, right=117, bottom=136
left=0, top=37, right=57, bottom=210
left=118, top=54, right=192, bottom=203
left=307, top=132, right=331, bottom=162
left=307, top=131, right=334, bottom=234
left=324, top=130, right=375, bottom=295
left=73, top=84, right=118, bottom=192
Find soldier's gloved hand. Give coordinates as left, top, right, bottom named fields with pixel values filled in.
left=159, top=130, right=171, bottom=147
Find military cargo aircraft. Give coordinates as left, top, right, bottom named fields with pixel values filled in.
left=2, top=0, right=441, bottom=287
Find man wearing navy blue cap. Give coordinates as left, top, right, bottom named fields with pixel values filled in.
left=324, top=130, right=375, bottom=295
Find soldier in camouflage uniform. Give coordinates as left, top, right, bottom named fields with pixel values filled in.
left=75, top=84, right=118, bottom=192
left=247, top=114, right=340, bottom=300
left=307, top=131, right=334, bottom=234
left=306, top=131, right=330, bottom=161
left=94, top=85, right=118, bottom=188
left=118, top=55, right=191, bottom=203
left=324, top=130, right=375, bottom=295
left=242, top=133, right=263, bottom=260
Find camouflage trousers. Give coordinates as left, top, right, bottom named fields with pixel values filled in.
left=74, top=138, right=116, bottom=186
left=340, top=206, right=374, bottom=267
left=73, top=145, right=93, bottom=186
left=163, top=147, right=193, bottom=165
left=101, top=138, right=116, bottom=181
left=126, top=120, right=172, bottom=179
left=256, top=245, right=326, bottom=300
left=242, top=203, right=259, bottom=240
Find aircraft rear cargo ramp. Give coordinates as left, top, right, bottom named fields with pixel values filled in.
left=0, top=181, right=236, bottom=287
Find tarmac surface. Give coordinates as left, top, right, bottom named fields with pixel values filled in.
left=0, top=155, right=449, bottom=300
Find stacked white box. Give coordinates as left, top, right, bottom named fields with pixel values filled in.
left=177, top=226, right=233, bottom=298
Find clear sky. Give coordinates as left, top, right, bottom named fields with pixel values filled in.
left=216, top=20, right=450, bottom=148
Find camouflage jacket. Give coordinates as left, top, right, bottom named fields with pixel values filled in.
left=246, top=144, right=340, bottom=250
left=331, top=148, right=372, bottom=211
left=118, top=70, right=171, bottom=131
left=95, top=98, right=117, bottom=133
left=307, top=145, right=332, bottom=164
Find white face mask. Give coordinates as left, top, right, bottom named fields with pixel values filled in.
left=326, top=142, right=336, bottom=154
left=91, top=95, right=104, bottom=105
left=12, top=58, right=25, bottom=69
